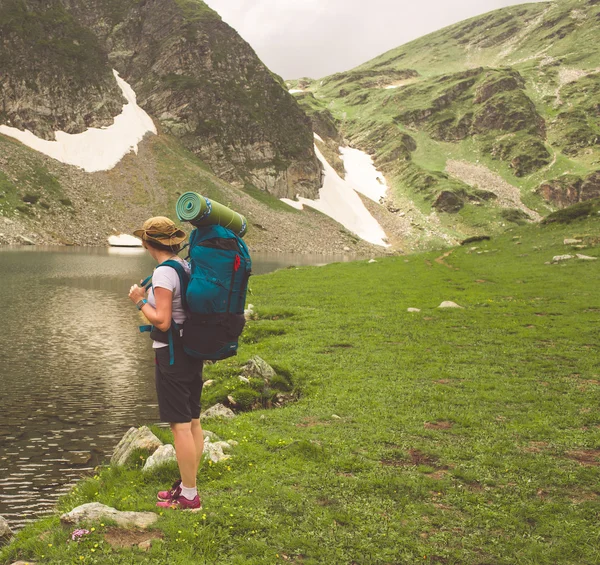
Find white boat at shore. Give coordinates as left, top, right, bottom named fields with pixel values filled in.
left=108, top=234, right=143, bottom=247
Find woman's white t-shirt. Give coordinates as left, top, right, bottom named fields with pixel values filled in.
left=147, top=258, right=191, bottom=349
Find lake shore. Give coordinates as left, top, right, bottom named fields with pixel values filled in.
left=2, top=216, right=599, bottom=564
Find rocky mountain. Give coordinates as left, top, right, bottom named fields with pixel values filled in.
left=289, top=0, right=600, bottom=248
left=0, top=0, right=320, bottom=199
left=2, top=0, right=600, bottom=253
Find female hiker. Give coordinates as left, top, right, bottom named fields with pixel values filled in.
left=128, top=216, right=203, bottom=511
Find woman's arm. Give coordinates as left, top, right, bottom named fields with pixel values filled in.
left=129, top=285, right=173, bottom=332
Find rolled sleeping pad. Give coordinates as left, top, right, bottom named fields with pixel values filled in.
left=176, top=192, right=248, bottom=237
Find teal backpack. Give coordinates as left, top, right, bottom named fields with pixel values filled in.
left=140, top=225, right=252, bottom=364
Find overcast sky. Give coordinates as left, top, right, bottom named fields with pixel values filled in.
left=203, top=0, right=543, bottom=79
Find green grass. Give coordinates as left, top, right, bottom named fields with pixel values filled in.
left=293, top=0, right=600, bottom=247
left=3, top=215, right=600, bottom=564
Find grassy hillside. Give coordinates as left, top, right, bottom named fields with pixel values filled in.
left=289, top=0, right=600, bottom=247
left=2, top=208, right=599, bottom=564
left=0, top=130, right=380, bottom=254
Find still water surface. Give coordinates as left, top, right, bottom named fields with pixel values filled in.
left=0, top=246, right=352, bottom=529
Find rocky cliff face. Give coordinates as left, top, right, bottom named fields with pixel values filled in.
left=0, top=0, right=321, bottom=199
left=0, top=0, right=124, bottom=138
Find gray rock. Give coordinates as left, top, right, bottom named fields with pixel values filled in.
left=242, top=356, right=276, bottom=381
left=552, top=254, right=574, bottom=263
left=564, top=238, right=582, bottom=245
left=142, top=444, right=176, bottom=472
left=60, top=503, right=158, bottom=529
left=203, top=379, right=215, bottom=388
left=238, top=376, right=250, bottom=384
left=438, top=301, right=463, bottom=309
left=16, top=235, right=35, bottom=245
left=331, top=414, right=342, bottom=420
left=11, top=562, right=37, bottom=565
left=203, top=430, right=219, bottom=442
left=244, top=304, right=255, bottom=321
left=576, top=254, right=597, bottom=261
left=200, top=403, right=236, bottom=420
left=368, top=259, right=377, bottom=264
left=203, top=442, right=231, bottom=463
left=0, top=515, right=13, bottom=538
left=407, top=308, right=421, bottom=313
left=212, top=441, right=232, bottom=452
left=111, top=426, right=163, bottom=467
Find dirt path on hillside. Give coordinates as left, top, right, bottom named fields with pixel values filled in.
left=445, top=160, right=542, bottom=222
left=555, top=67, right=600, bottom=105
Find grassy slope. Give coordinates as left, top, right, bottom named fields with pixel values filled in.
left=3, top=211, right=599, bottom=564
left=291, top=0, right=600, bottom=244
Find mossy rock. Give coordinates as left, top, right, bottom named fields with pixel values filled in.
left=542, top=197, right=600, bottom=224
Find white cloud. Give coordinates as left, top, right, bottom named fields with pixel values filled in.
left=204, top=0, right=541, bottom=78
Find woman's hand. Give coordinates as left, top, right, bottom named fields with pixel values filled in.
left=129, top=284, right=146, bottom=304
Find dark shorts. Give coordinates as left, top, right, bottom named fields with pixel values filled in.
left=155, top=343, right=204, bottom=424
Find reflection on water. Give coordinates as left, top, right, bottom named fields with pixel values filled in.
left=0, top=246, right=355, bottom=529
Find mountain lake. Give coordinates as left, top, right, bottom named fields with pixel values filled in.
left=0, top=246, right=354, bottom=530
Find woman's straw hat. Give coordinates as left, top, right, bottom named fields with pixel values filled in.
left=133, top=216, right=187, bottom=246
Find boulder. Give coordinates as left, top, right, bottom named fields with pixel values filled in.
left=11, top=562, right=37, bottom=565
left=407, top=308, right=421, bottom=313
left=203, top=441, right=231, bottom=463
left=433, top=191, right=464, bottom=213
left=203, top=430, right=219, bottom=442
left=564, top=238, right=582, bottom=245
left=461, top=235, right=491, bottom=245
left=242, top=356, right=276, bottom=381
left=111, top=426, right=163, bottom=467
left=438, top=301, right=463, bottom=309
left=244, top=304, right=255, bottom=321
left=16, top=235, right=35, bottom=245
left=576, top=254, right=597, bottom=261
left=142, top=444, right=176, bottom=472
left=61, top=503, right=158, bottom=529
left=200, top=404, right=236, bottom=420
left=552, top=254, right=574, bottom=263
left=0, top=515, right=13, bottom=539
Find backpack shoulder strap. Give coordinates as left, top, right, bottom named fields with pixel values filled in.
left=158, top=259, right=190, bottom=311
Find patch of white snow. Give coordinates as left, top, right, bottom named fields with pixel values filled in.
left=280, top=146, right=389, bottom=247
left=339, top=146, right=388, bottom=202
left=0, top=70, right=157, bottom=173
left=313, top=133, right=324, bottom=143
left=108, top=234, right=143, bottom=247
left=289, top=89, right=304, bottom=94
left=280, top=198, right=304, bottom=211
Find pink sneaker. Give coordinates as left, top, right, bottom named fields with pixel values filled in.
left=157, top=479, right=182, bottom=502
left=156, top=494, right=202, bottom=511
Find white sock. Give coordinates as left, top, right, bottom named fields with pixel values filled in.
left=180, top=484, right=198, bottom=500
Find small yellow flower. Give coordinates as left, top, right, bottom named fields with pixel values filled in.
left=90, top=527, right=95, bottom=532
left=47, top=543, right=53, bottom=547
left=100, top=523, right=105, bottom=527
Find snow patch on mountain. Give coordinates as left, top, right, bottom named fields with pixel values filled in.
left=339, top=147, right=388, bottom=202
left=281, top=145, right=389, bottom=247
left=0, top=70, right=156, bottom=173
